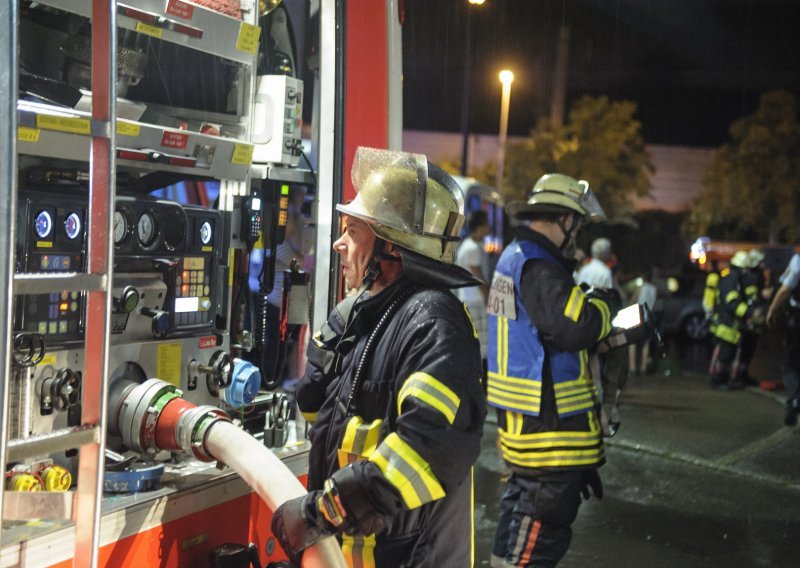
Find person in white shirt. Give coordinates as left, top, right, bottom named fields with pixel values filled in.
left=576, top=237, right=613, bottom=289
left=629, top=270, right=658, bottom=373
left=454, top=211, right=490, bottom=368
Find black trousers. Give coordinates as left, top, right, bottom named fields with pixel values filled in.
left=491, top=470, right=584, bottom=567
left=783, top=312, right=800, bottom=403
left=709, top=339, right=738, bottom=386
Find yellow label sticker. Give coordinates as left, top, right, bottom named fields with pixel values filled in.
left=184, top=257, right=205, bottom=270
left=135, top=21, right=164, bottom=38
left=116, top=121, right=141, bottom=137
left=228, top=250, right=235, bottom=286
left=231, top=143, right=254, bottom=165
left=18, top=127, right=41, bottom=143
left=36, top=115, right=90, bottom=135
left=156, top=343, right=182, bottom=387
left=36, top=241, right=53, bottom=248
left=201, top=246, right=213, bottom=253
left=235, top=22, right=261, bottom=54
left=37, top=355, right=57, bottom=367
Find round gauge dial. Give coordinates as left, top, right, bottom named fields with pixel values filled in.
left=137, top=212, right=157, bottom=247
left=200, top=221, right=213, bottom=245
left=34, top=210, right=53, bottom=239
left=113, top=211, right=128, bottom=244
left=64, top=212, right=82, bottom=240
left=162, top=208, right=187, bottom=250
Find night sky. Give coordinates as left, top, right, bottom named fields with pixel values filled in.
left=401, top=0, right=800, bottom=147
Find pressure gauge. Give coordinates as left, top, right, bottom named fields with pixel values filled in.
left=137, top=212, right=157, bottom=246
left=34, top=210, right=53, bottom=239
left=64, top=212, right=82, bottom=240
left=200, top=221, right=212, bottom=245
left=113, top=211, right=128, bottom=244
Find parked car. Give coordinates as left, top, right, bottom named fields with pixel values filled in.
left=652, top=273, right=709, bottom=342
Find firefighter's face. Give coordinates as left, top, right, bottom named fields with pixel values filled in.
left=333, top=215, right=376, bottom=289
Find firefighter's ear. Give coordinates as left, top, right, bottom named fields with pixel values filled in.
left=382, top=240, right=402, bottom=260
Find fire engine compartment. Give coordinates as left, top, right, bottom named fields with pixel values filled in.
left=2, top=1, right=331, bottom=565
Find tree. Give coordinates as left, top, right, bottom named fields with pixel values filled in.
left=473, top=96, right=653, bottom=221
left=688, top=90, right=800, bottom=244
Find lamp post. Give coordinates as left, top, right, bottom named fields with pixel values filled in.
left=496, top=69, right=514, bottom=195
left=459, top=0, right=486, bottom=176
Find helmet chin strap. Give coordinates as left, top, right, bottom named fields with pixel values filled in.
left=556, top=213, right=583, bottom=256
left=358, top=237, right=400, bottom=292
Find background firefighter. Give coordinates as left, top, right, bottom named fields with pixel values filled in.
left=486, top=173, right=618, bottom=567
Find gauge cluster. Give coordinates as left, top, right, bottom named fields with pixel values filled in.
left=114, top=196, right=188, bottom=255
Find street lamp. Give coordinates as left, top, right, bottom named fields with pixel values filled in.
left=496, top=69, right=514, bottom=195
left=459, top=0, right=486, bottom=176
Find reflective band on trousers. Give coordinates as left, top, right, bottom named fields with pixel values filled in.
left=368, top=432, right=445, bottom=509
left=338, top=416, right=382, bottom=468
left=342, top=533, right=377, bottom=568
left=398, top=372, right=460, bottom=424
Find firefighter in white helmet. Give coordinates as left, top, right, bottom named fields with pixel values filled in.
left=709, top=250, right=764, bottom=390
left=487, top=173, right=617, bottom=567
left=272, top=147, right=486, bottom=567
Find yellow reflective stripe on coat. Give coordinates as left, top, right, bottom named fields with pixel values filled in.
left=713, top=323, right=741, bottom=344
left=499, top=446, right=605, bottom=467
left=338, top=416, right=382, bottom=468
left=368, top=433, right=445, bottom=509
left=735, top=302, right=749, bottom=318
left=587, top=298, right=611, bottom=338
left=398, top=372, right=460, bottom=424
left=563, top=286, right=586, bottom=322
left=745, top=285, right=758, bottom=298
left=498, top=410, right=603, bottom=467
left=342, top=533, right=376, bottom=568
left=499, top=428, right=602, bottom=449
left=487, top=371, right=543, bottom=414
left=725, top=290, right=740, bottom=303
left=462, top=302, right=479, bottom=339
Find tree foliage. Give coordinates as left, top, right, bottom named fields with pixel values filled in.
left=472, top=96, right=653, bottom=222
left=688, top=90, right=800, bottom=244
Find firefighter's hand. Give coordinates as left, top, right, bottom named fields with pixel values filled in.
left=579, top=469, right=603, bottom=500
left=271, top=492, right=338, bottom=567
left=586, top=287, right=622, bottom=318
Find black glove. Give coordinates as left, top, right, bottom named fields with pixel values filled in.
left=271, top=491, right=338, bottom=567
left=580, top=469, right=603, bottom=501
left=585, top=287, right=622, bottom=318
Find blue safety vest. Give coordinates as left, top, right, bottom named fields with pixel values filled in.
left=487, top=240, right=597, bottom=418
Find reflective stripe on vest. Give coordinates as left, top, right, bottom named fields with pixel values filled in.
left=487, top=240, right=597, bottom=418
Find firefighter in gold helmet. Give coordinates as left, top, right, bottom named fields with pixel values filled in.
left=272, top=147, right=486, bottom=567
left=487, top=173, right=617, bottom=567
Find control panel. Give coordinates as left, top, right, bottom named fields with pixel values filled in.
left=15, top=191, right=87, bottom=346
left=113, top=196, right=223, bottom=339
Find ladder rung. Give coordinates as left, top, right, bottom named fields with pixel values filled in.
left=13, top=273, right=107, bottom=295
left=7, top=425, right=100, bottom=462
left=3, top=490, right=75, bottom=521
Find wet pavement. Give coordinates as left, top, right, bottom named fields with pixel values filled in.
left=474, top=337, right=800, bottom=567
